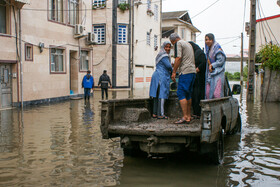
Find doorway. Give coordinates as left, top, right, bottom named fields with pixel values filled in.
left=0, top=64, right=12, bottom=108
left=70, top=51, right=78, bottom=95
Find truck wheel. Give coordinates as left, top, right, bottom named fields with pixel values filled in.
left=211, top=129, right=224, bottom=165
left=231, top=113, right=242, bottom=134
left=123, top=143, right=142, bottom=157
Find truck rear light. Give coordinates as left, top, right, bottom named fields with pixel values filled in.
left=203, top=112, right=212, bottom=129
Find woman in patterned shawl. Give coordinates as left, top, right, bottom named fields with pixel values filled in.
left=149, top=41, right=172, bottom=119
left=205, top=33, right=226, bottom=99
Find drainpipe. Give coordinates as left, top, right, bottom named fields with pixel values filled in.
left=19, top=8, right=23, bottom=108
left=130, top=0, right=134, bottom=92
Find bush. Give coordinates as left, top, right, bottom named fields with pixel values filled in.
left=256, top=44, right=280, bottom=71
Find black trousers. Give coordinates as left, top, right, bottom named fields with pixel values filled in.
left=101, top=88, right=108, bottom=99
left=192, top=73, right=205, bottom=116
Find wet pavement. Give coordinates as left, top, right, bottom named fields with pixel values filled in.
left=0, top=88, right=279, bottom=187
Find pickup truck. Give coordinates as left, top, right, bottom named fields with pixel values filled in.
left=100, top=79, right=241, bottom=164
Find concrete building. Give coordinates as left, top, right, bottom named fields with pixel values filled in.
left=0, top=0, right=162, bottom=108
left=0, top=0, right=93, bottom=108
left=161, top=10, right=200, bottom=44
left=256, top=14, right=280, bottom=51
left=91, top=0, right=162, bottom=89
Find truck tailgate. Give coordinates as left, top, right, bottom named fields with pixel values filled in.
left=108, top=118, right=201, bottom=137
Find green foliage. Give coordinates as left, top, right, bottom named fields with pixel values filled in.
left=225, top=65, right=248, bottom=81
left=243, top=65, right=248, bottom=80
left=256, top=44, right=280, bottom=71
left=225, top=72, right=241, bottom=80
left=118, top=3, right=130, bottom=11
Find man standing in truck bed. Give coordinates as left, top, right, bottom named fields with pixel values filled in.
left=170, top=33, right=196, bottom=124
left=98, top=70, right=112, bottom=100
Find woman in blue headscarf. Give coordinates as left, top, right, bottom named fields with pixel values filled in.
left=149, top=41, right=172, bottom=119
left=205, top=33, right=226, bottom=99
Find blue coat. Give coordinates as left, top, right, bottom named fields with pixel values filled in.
left=82, top=75, right=94, bottom=89
left=149, top=56, right=172, bottom=99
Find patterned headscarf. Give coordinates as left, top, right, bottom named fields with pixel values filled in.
left=155, top=41, right=171, bottom=64
left=205, top=34, right=225, bottom=63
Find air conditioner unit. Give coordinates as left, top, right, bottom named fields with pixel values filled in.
left=74, top=24, right=85, bottom=37
left=87, top=32, right=98, bottom=44
left=135, top=0, right=142, bottom=6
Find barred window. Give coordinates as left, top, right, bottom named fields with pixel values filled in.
left=118, top=24, right=127, bottom=44
left=93, top=25, right=106, bottom=44
left=147, top=32, right=151, bottom=45
left=93, top=0, right=106, bottom=7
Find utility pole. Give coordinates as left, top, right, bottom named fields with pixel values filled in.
left=247, top=0, right=256, bottom=101
left=240, top=32, right=244, bottom=87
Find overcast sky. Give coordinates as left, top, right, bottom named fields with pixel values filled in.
left=162, top=0, right=280, bottom=54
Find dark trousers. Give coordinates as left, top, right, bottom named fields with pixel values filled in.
left=192, top=73, right=205, bottom=116
left=84, top=88, right=91, bottom=100
left=101, top=88, right=108, bottom=99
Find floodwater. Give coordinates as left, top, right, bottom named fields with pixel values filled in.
left=0, top=88, right=279, bottom=187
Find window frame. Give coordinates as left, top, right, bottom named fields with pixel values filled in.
left=154, top=34, right=158, bottom=50
left=25, top=43, right=33, bottom=61
left=118, top=0, right=127, bottom=4
left=147, top=0, right=151, bottom=10
left=49, top=47, right=66, bottom=74
left=79, top=50, right=89, bottom=72
left=93, top=24, right=106, bottom=45
left=154, top=4, right=158, bottom=21
left=48, top=0, right=64, bottom=23
left=146, top=32, right=151, bottom=46
left=68, top=0, right=79, bottom=25
left=0, top=0, right=11, bottom=36
left=117, top=24, right=128, bottom=45
left=93, top=0, right=106, bottom=7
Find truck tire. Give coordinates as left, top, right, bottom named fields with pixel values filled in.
left=123, top=142, right=142, bottom=157
left=231, top=112, right=242, bottom=134
left=211, top=129, right=224, bottom=165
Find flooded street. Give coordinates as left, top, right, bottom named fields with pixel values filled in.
left=0, top=89, right=279, bottom=187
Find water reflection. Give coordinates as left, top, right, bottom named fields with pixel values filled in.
left=0, top=87, right=279, bottom=186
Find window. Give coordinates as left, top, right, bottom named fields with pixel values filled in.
left=146, top=32, right=150, bottom=45
left=147, top=0, right=151, bottom=10
left=49, top=0, right=64, bottom=22
left=154, top=4, right=158, bottom=21
left=119, top=0, right=127, bottom=3
left=25, top=44, right=33, bottom=61
left=154, top=35, right=157, bottom=49
left=50, top=48, right=64, bottom=73
left=93, top=0, right=106, bottom=7
left=93, top=25, right=105, bottom=44
left=118, top=24, right=127, bottom=44
left=0, top=0, right=6, bottom=34
left=181, top=28, right=185, bottom=39
left=80, top=51, right=89, bottom=71
left=69, top=0, right=78, bottom=25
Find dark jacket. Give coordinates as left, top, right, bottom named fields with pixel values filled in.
left=98, top=74, right=112, bottom=88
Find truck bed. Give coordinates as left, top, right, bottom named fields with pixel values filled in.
left=108, top=118, right=201, bottom=137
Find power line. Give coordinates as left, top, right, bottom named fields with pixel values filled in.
left=258, top=0, right=279, bottom=45
left=190, top=0, right=220, bottom=20
left=221, top=37, right=241, bottom=46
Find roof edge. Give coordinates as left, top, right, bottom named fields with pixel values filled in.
left=256, top=14, right=280, bottom=22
